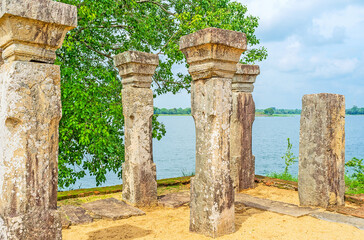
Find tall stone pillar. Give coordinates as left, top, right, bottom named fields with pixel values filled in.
left=298, top=93, right=345, bottom=208
left=180, top=28, right=246, bottom=238
left=0, top=0, right=77, bottom=239
left=230, top=64, right=260, bottom=192
left=114, top=51, right=158, bottom=207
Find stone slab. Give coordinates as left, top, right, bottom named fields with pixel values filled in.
left=235, top=193, right=318, bottom=217
left=59, top=211, right=71, bottom=229
left=81, top=198, right=145, bottom=220
left=158, top=192, right=190, bottom=208
left=59, top=205, right=93, bottom=226
left=310, top=212, right=364, bottom=230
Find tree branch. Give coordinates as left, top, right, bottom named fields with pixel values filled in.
left=158, top=29, right=179, bottom=55
left=81, top=41, right=113, bottom=59
left=136, top=0, right=175, bottom=16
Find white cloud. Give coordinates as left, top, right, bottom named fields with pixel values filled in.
left=242, top=0, right=317, bottom=29
left=310, top=57, right=359, bottom=78
left=310, top=5, right=364, bottom=39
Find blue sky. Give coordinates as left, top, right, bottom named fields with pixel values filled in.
left=155, top=0, right=364, bottom=109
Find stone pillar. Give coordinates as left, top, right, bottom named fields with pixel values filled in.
left=180, top=28, right=246, bottom=238
left=230, top=64, right=260, bottom=192
left=114, top=51, right=158, bottom=207
left=298, top=93, right=345, bottom=208
left=0, top=0, right=77, bottom=239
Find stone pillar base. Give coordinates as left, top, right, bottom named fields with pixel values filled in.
left=298, top=93, right=345, bottom=208
left=0, top=210, right=61, bottom=240
left=122, top=162, right=157, bottom=207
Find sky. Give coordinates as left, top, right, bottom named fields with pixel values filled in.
left=155, top=0, right=364, bottom=109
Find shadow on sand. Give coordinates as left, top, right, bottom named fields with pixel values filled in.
left=87, top=224, right=152, bottom=240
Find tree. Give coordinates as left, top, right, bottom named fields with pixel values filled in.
left=56, top=0, right=268, bottom=188
left=264, top=108, right=274, bottom=116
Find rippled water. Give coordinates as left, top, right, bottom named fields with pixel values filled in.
left=65, top=115, right=364, bottom=190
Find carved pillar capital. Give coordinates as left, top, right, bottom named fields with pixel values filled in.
left=232, top=64, right=260, bottom=93
left=0, top=0, right=77, bottom=63
left=114, top=51, right=159, bottom=88
left=180, top=27, right=246, bottom=81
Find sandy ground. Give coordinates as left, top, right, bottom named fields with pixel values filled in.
left=62, top=184, right=364, bottom=240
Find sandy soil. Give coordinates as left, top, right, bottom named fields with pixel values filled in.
left=62, top=185, right=364, bottom=240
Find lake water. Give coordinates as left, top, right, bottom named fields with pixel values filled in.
left=65, top=115, right=364, bottom=190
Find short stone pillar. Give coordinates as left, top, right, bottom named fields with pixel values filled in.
left=114, top=51, right=158, bottom=207
left=0, top=0, right=77, bottom=239
left=298, top=93, right=345, bottom=208
left=180, top=28, right=246, bottom=238
left=230, top=64, right=260, bottom=192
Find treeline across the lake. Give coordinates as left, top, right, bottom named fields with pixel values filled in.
left=154, top=107, right=191, bottom=115
left=155, top=106, right=364, bottom=115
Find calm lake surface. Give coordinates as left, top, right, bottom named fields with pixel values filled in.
left=65, top=115, right=364, bottom=190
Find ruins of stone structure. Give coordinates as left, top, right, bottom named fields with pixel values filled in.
left=114, top=51, right=158, bottom=207
left=298, top=93, right=346, bottom=208
left=0, top=0, right=77, bottom=239
left=230, top=64, right=260, bottom=192
left=180, top=27, right=246, bottom=238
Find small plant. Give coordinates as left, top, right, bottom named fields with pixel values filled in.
left=268, top=138, right=298, bottom=182
left=282, top=138, right=298, bottom=175
left=345, top=157, right=364, bottom=184
left=345, top=157, right=364, bottom=194
left=181, top=169, right=195, bottom=177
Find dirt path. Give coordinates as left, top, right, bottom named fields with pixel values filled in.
left=62, top=184, right=364, bottom=240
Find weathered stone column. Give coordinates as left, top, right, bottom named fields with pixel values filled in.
left=180, top=28, right=246, bottom=238
left=230, top=64, right=260, bottom=192
left=114, top=51, right=158, bottom=207
left=298, top=93, right=345, bottom=208
left=0, top=0, right=77, bottom=239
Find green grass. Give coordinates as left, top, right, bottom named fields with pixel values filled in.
left=345, top=175, right=364, bottom=195
left=267, top=173, right=364, bottom=195
left=57, top=176, right=192, bottom=201
left=267, top=172, right=298, bottom=182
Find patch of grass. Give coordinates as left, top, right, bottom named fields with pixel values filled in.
left=57, top=176, right=192, bottom=201
left=267, top=172, right=298, bottom=182
left=181, top=170, right=195, bottom=177
left=345, top=175, right=364, bottom=195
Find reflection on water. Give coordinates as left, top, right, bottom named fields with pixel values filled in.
left=65, top=115, right=364, bottom=190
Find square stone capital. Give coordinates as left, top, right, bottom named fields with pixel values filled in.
left=179, top=28, right=247, bottom=81
left=232, top=64, right=260, bottom=92
left=114, top=51, right=159, bottom=88
left=0, top=0, right=77, bottom=63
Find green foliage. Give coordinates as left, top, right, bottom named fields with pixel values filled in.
left=345, top=175, right=364, bottom=195
left=267, top=138, right=298, bottom=182
left=346, top=106, right=364, bottom=115
left=181, top=169, right=195, bottom=177
left=267, top=172, right=298, bottom=182
left=282, top=138, right=298, bottom=174
left=263, top=108, right=274, bottom=115
left=346, top=157, right=364, bottom=185
left=56, top=0, right=267, bottom=188
left=154, top=107, right=191, bottom=115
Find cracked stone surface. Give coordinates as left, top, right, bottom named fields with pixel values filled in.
left=82, top=198, right=145, bottom=220
left=158, top=191, right=190, bottom=208
left=59, top=205, right=93, bottom=226
left=230, top=64, right=260, bottom=191
left=114, top=51, right=158, bottom=207
left=235, top=193, right=318, bottom=217
left=299, top=93, right=345, bottom=208
left=180, top=27, right=246, bottom=238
